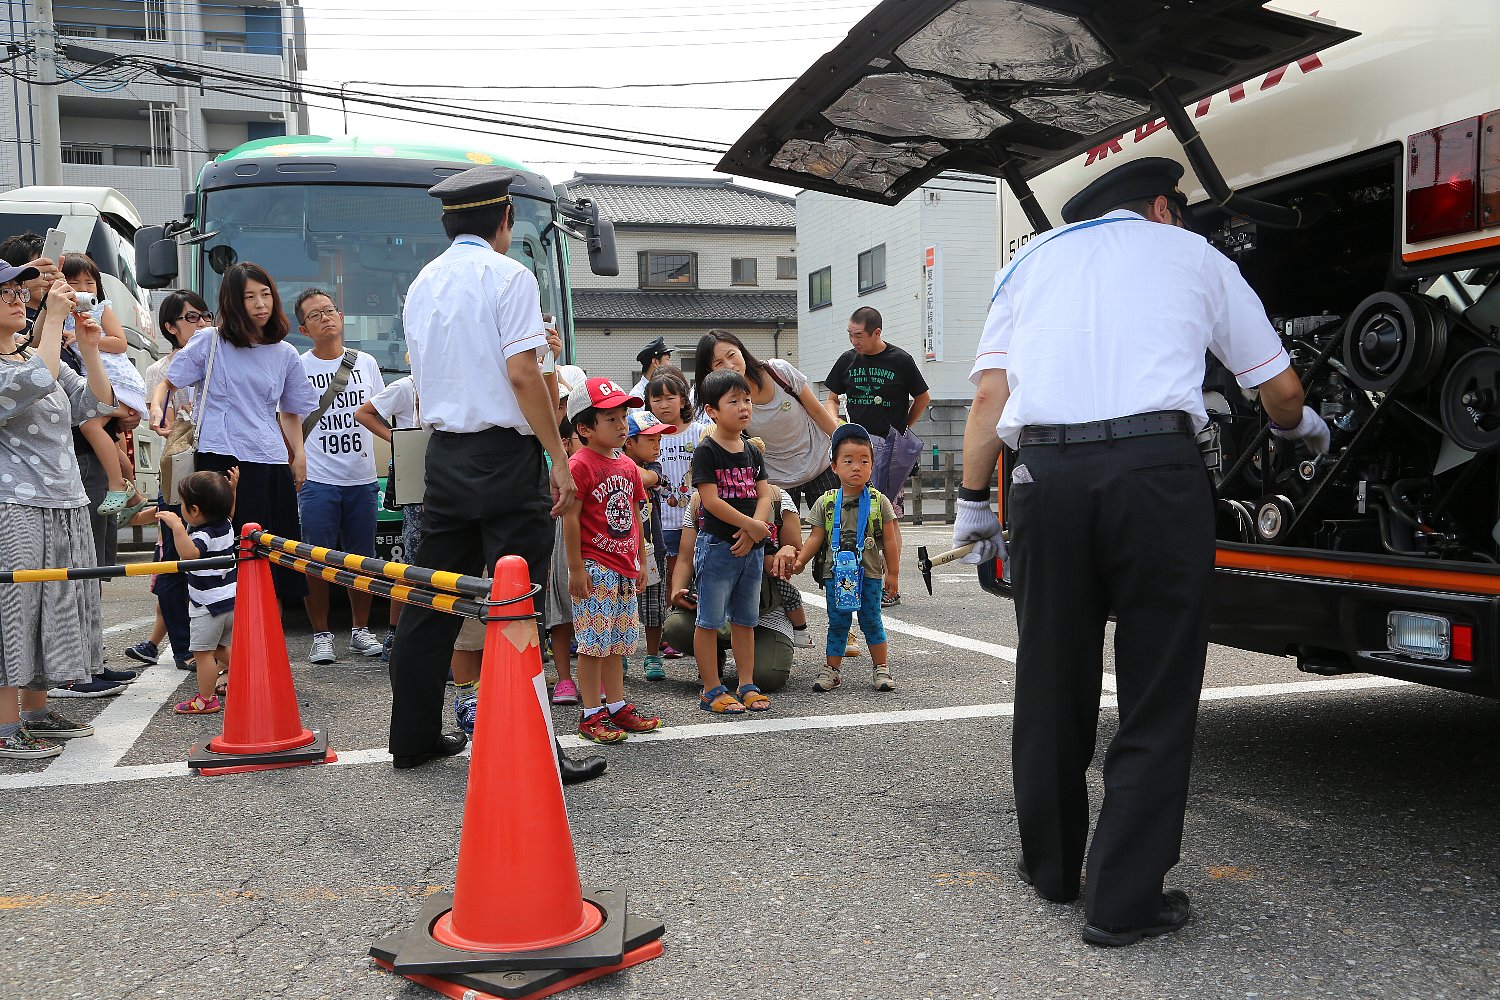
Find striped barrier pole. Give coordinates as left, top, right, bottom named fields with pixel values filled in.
left=0, top=555, right=238, bottom=584
left=253, top=532, right=491, bottom=598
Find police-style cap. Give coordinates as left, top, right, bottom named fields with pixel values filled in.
left=1060, top=157, right=1187, bottom=224
left=635, top=336, right=670, bottom=368
left=428, top=165, right=518, bottom=213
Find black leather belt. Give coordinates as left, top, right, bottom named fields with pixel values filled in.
left=1020, top=410, right=1193, bottom=447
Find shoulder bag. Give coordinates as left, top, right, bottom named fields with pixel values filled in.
left=161, top=332, right=220, bottom=504
left=301, top=349, right=358, bottom=438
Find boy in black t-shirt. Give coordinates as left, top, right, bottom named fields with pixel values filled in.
left=688, top=370, right=775, bottom=715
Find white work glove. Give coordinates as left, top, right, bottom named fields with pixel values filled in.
left=953, top=498, right=1007, bottom=566
left=1268, top=405, right=1331, bottom=456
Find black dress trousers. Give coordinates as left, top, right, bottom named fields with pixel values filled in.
left=387, top=427, right=552, bottom=757
left=1008, top=430, right=1215, bottom=929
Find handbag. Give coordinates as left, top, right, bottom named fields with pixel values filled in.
left=160, top=332, right=220, bottom=504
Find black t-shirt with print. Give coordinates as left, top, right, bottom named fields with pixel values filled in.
left=824, top=343, right=929, bottom=436
left=689, top=436, right=766, bottom=540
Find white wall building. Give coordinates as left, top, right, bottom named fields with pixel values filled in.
left=562, top=175, right=798, bottom=387
left=0, top=0, right=307, bottom=225
left=796, top=176, right=999, bottom=462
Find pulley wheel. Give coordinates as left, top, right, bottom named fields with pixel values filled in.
left=1254, top=495, right=1296, bottom=544
left=1439, top=348, right=1500, bottom=452
left=1341, top=292, right=1450, bottom=392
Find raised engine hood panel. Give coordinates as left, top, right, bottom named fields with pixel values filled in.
left=718, top=0, right=1358, bottom=203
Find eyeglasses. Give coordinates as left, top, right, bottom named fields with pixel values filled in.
left=0, top=287, right=31, bottom=305
left=177, top=310, right=212, bottom=324
left=303, top=307, right=340, bottom=323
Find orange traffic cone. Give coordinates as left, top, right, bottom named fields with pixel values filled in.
left=188, top=523, right=336, bottom=776
left=372, top=555, right=663, bottom=997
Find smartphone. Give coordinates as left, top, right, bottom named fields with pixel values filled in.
left=40, top=227, right=66, bottom=267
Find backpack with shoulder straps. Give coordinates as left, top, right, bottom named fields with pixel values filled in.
left=811, top=485, right=886, bottom=586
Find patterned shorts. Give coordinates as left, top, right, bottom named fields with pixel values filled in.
left=571, top=560, right=640, bottom=658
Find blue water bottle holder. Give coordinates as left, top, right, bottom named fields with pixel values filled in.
left=830, top=487, right=870, bottom=613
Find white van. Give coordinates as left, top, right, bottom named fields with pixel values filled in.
left=0, top=186, right=166, bottom=496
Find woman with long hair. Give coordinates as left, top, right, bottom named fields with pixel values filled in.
left=157, top=264, right=318, bottom=603
left=0, top=265, right=118, bottom=758
left=691, top=329, right=841, bottom=510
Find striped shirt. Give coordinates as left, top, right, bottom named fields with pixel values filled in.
left=187, top=519, right=236, bottom=617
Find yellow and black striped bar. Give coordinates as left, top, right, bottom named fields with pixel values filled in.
left=253, top=532, right=490, bottom=598
left=262, top=549, right=488, bottom=620
left=0, top=555, right=238, bottom=585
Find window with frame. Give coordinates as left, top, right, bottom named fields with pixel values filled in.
left=858, top=244, right=886, bottom=294
left=731, top=257, right=758, bottom=286
left=808, top=266, right=832, bottom=310
left=638, top=251, right=698, bottom=289
left=777, top=256, right=797, bottom=280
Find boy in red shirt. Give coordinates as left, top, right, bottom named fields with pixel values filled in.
left=564, top=378, right=665, bottom=743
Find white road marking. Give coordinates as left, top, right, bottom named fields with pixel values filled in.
left=0, top=674, right=1408, bottom=792
left=42, top=659, right=188, bottom=776
left=797, top=589, right=1118, bottom=692
left=103, top=614, right=156, bottom=637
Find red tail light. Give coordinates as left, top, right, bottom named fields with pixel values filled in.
left=1481, top=112, right=1500, bottom=231
left=1407, top=117, right=1479, bottom=243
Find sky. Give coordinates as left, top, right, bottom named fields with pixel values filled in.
left=297, top=0, right=884, bottom=189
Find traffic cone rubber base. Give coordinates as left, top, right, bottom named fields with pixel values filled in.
left=188, top=728, right=334, bottom=775
left=390, top=888, right=626, bottom=975
left=371, top=911, right=665, bottom=1000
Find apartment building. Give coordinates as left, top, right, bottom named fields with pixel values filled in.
left=0, top=0, right=307, bottom=224
left=562, top=174, right=798, bottom=386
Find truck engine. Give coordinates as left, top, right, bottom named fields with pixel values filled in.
left=1200, top=154, right=1500, bottom=565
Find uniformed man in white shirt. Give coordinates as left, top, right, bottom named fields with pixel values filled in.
left=954, top=158, right=1330, bottom=946
left=384, top=166, right=593, bottom=776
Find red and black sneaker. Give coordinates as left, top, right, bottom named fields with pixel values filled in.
left=578, top=709, right=628, bottom=744
left=608, top=702, right=664, bottom=734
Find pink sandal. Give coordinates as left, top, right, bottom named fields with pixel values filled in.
left=174, top=693, right=222, bottom=715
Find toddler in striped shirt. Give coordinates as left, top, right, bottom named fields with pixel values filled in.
left=155, top=470, right=238, bottom=715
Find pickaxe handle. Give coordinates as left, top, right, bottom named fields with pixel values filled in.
left=917, top=542, right=977, bottom=596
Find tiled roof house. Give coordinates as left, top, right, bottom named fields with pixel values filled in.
left=561, top=174, right=799, bottom=386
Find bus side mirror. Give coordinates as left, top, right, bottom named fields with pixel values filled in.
left=588, top=216, right=619, bottom=277
left=181, top=192, right=197, bottom=222
left=133, top=225, right=178, bottom=290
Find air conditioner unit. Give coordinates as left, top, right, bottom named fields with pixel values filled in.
left=267, top=112, right=287, bottom=122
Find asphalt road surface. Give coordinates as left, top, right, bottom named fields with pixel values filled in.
left=4, top=524, right=1498, bottom=1000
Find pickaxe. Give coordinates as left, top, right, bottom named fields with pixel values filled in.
left=917, top=531, right=1010, bottom=595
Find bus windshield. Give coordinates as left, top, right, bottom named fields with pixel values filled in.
left=198, top=184, right=564, bottom=373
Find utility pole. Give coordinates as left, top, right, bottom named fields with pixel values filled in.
left=33, top=0, right=61, bottom=184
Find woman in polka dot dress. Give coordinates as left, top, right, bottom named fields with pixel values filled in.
left=0, top=267, right=118, bottom=759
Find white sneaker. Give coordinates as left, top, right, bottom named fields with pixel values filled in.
left=349, top=627, right=383, bottom=657
left=309, top=632, right=336, bottom=664
left=792, top=627, right=815, bottom=649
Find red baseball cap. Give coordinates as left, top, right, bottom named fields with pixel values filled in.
left=566, top=376, right=644, bottom=420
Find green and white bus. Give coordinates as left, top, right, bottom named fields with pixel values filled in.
left=134, top=134, right=618, bottom=557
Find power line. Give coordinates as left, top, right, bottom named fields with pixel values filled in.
left=54, top=15, right=855, bottom=36
left=334, top=76, right=796, bottom=91
left=51, top=0, right=876, bottom=20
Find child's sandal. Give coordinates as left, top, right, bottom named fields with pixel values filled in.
left=698, top=684, right=745, bottom=715
left=96, top=489, right=132, bottom=515
left=736, top=683, right=771, bottom=712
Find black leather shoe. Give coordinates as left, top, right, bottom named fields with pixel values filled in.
left=557, top=740, right=606, bottom=785
left=1081, top=889, right=1192, bottom=947
left=392, top=732, right=468, bottom=770
left=1016, top=860, right=1081, bottom=904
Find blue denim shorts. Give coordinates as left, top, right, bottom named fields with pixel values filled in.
left=297, top=480, right=379, bottom=556
left=692, top=533, right=762, bottom=630
left=662, top=528, right=683, bottom=558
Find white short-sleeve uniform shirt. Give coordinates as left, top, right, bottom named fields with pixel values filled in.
left=402, top=236, right=548, bottom=434
left=970, top=209, right=1290, bottom=449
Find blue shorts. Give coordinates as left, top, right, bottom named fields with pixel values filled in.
left=692, top=533, right=762, bottom=630
left=662, top=528, right=683, bottom=558
left=297, top=480, right=379, bottom=556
